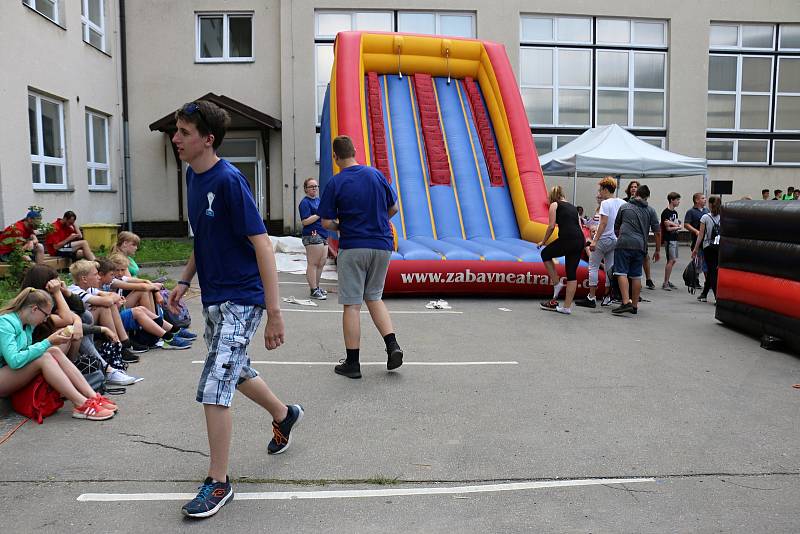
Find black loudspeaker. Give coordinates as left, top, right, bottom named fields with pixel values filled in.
left=711, top=180, right=733, bottom=195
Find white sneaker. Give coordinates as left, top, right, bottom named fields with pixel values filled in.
left=555, top=305, right=572, bottom=315
left=107, top=369, right=137, bottom=386
left=155, top=339, right=164, bottom=348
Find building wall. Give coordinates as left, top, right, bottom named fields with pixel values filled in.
left=0, top=1, right=123, bottom=228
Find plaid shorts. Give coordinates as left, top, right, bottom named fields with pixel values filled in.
left=196, top=301, right=263, bottom=407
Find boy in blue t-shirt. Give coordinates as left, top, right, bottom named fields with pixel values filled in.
left=318, top=135, right=403, bottom=379
left=168, top=100, right=303, bottom=519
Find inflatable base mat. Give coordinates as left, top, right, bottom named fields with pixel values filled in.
left=715, top=299, right=800, bottom=356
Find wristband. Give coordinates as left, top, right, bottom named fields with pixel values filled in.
left=177, top=280, right=191, bottom=287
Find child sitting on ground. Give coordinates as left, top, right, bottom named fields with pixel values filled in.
left=110, top=231, right=142, bottom=278
left=100, top=255, right=162, bottom=314
left=0, top=288, right=117, bottom=420
left=69, top=260, right=191, bottom=352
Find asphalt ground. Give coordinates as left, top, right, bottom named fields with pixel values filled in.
left=1, top=251, right=798, bottom=533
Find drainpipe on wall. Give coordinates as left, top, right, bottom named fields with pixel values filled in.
left=120, top=0, right=133, bottom=231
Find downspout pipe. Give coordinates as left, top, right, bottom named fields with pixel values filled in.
left=119, top=0, right=133, bottom=231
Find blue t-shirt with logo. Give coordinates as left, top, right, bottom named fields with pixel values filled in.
left=317, top=165, right=397, bottom=251
left=187, top=159, right=267, bottom=307
left=298, top=196, right=328, bottom=238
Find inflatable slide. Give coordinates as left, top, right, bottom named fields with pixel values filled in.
left=319, top=32, right=594, bottom=296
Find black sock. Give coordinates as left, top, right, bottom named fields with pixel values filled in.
left=154, top=316, right=164, bottom=327
left=121, top=339, right=131, bottom=348
left=163, top=332, right=174, bottom=342
left=383, top=333, right=398, bottom=349
left=345, top=348, right=359, bottom=364
left=170, top=324, right=180, bottom=334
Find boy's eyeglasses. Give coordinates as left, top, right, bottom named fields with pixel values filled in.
left=305, top=185, right=319, bottom=189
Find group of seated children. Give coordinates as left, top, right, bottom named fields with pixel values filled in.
left=0, top=231, right=196, bottom=422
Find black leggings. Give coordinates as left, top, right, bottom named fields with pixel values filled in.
left=541, top=238, right=584, bottom=281
left=702, top=245, right=719, bottom=297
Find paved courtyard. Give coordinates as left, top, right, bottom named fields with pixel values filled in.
left=0, top=253, right=798, bottom=533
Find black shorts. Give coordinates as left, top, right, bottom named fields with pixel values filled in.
left=55, top=245, right=79, bottom=259
left=541, top=238, right=584, bottom=281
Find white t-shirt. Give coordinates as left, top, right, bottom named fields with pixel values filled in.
left=598, top=197, right=627, bottom=239
left=68, top=284, right=100, bottom=309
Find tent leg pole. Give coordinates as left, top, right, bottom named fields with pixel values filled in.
left=572, top=171, right=577, bottom=204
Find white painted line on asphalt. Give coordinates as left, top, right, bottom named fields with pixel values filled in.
left=190, top=361, right=519, bottom=366
left=279, top=309, right=463, bottom=314
left=77, top=477, right=655, bottom=502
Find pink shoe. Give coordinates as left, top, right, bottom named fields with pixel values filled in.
left=72, top=398, right=115, bottom=421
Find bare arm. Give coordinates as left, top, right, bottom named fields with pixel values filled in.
left=388, top=202, right=399, bottom=218
left=684, top=221, right=700, bottom=236
left=168, top=251, right=196, bottom=313
left=301, top=214, right=320, bottom=226
left=692, top=222, right=707, bottom=256
left=322, top=218, right=339, bottom=231
left=248, top=233, right=285, bottom=350
left=538, top=202, right=558, bottom=246
left=590, top=215, right=609, bottom=249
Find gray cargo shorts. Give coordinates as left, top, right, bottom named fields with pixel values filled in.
left=337, top=248, right=392, bottom=305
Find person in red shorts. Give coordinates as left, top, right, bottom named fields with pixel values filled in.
left=44, top=211, right=95, bottom=261
left=0, top=211, right=46, bottom=264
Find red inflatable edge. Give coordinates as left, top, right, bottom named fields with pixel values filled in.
left=717, top=267, right=800, bottom=319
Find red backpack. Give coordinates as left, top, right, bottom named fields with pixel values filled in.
left=10, top=374, right=64, bottom=424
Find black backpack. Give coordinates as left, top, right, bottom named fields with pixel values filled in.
left=683, top=257, right=699, bottom=294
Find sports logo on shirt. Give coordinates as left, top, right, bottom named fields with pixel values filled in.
left=206, top=192, right=215, bottom=217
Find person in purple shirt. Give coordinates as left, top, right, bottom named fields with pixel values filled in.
left=318, top=135, right=403, bottom=380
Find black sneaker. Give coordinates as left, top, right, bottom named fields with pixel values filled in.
left=334, top=359, right=361, bottom=379
left=646, top=279, right=656, bottom=290
left=121, top=348, right=140, bottom=363
left=130, top=341, right=149, bottom=353
left=181, top=476, right=233, bottom=519
left=387, top=345, right=403, bottom=370
left=612, top=302, right=636, bottom=315
left=575, top=298, right=597, bottom=309
left=268, top=404, right=304, bottom=455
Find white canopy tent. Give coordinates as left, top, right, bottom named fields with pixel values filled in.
left=537, top=124, right=708, bottom=203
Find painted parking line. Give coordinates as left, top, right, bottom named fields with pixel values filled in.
left=279, top=309, right=463, bottom=314
left=77, top=477, right=655, bottom=502
left=190, top=361, right=519, bottom=366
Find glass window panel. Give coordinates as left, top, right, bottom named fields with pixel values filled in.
left=597, top=90, right=629, bottom=125
left=741, top=56, right=772, bottom=92
left=398, top=13, right=434, bottom=35
left=218, top=139, right=258, bottom=158
left=87, top=0, right=101, bottom=26
left=520, top=48, right=552, bottom=86
left=533, top=135, right=553, bottom=156
left=316, top=44, right=334, bottom=82
left=776, top=96, right=800, bottom=130
left=40, top=99, right=60, bottom=158
left=32, top=163, right=41, bottom=184
left=597, top=51, right=629, bottom=88
left=28, top=96, right=38, bottom=155
left=37, top=0, right=57, bottom=21
left=596, top=19, right=630, bottom=44
left=706, top=94, right=736, bottom=129
left=633, top=91, right=664, bottom=127
left=780, top=25, right=800, bottom=50
left=200, top=17, right=223, bottom=58
left=739, top=94, right=770, bottom=129
left=94, top=169, right=108, bottom=186
left=556, top=135, right=578, bottom=148
left=92, top=115, right=107, bottom=164
left=741, top=25, right=774, bottom=49
left=558, top=89, right=590, bottom=125
left=710, top=25, right=738, bottom=48
left=317, top=86, right=327, bottom=124
left=229, top=16, right=252, bottom=58
left=737, top=140, right=768, bottom=163
left=85, top=114, right=92, bottom=161
left=521, top=17, right=553, bottom=42
left=558, top=49, right=591, bottom=86
left=633, top=21, right=665, bottom=46
left=231, top=162, right=258, bottom=196
left=774, top=140, right=800, bottom=163
left=522, top=88, right=553, bottom=125
left=87, top=168, right=93, bottom=185
left=778, top=57, right=800, bottom=93
left=89, top=28, right=103, bottom=49
left=355, top=12, right=392, bottom=32
left=440, top=15, right=473, bottom=38
left=557, top=17, right=591, bottom=43
left=317, top=13, right=351, bottom=37
left=708, top=55, right=737, bottom=91
left=706, top=140, right=734, bottom=161
left=641, top=138, right=665, bottom=148
left=634, top=53, right=665, bottom=89
left=44, top=164, right=62, bottom=184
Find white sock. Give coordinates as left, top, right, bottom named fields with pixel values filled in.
left=552, top=282, right=564, bottom=298
left=587, top=294, right=596, bottom=301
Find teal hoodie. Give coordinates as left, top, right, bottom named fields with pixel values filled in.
left=0, top=312, right=52, bottom=369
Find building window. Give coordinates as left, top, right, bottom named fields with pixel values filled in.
left=706, top=23, right=800, bottom=165
left=23, top=0, right=59, bottom=24
left=196, top=12, right=253, bottom=62
left=397, top=12, right=475, bottom=38
left=81, top=0, right=105, bottom=51
left=86, top=111, right=110, bottom=189
left=28, top=92, right=67, bottom=190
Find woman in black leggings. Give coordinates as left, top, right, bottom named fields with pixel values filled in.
left=538, top=186, right=585, bottom=314
left=691, top=195, right=722, bottom=302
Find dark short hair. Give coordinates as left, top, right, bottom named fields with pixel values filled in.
left=332, top=135, right=356, bottom=159
left=693, top=192, right=704, bottom=202
left=63, top=210, right=76, bottom=220
left=174, top=100, right=230, bottom=150
left=775, top=189, right=782, bottom=195
left=667, top=192, right=681, bottom=202
left=762, top=189, right=769, bottom=194
left=637, top=185, right=651, bottom=199
left=96, top=258, right=116, bottom=275
left=788, top=186, right=795, bottom=192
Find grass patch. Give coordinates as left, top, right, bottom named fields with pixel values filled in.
left=132, top=239, right=193, bottom=264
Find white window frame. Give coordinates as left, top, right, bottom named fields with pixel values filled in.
left=772, top=140, right=800, bottom=165
left=706, top=138, right=770, bottom=165
left=520, top=15, right=593, bottom=46
left=595, top=18, right=668, bottom=49
left=522, top=47, right=593, bottom=128
left=709, top=23, right=776, bottom=52
left=397, top=11, right=476, bottom=38
left=81, top=0, right=105, bottom=51
left=23, top=0, right=59, bottom=25
left=707, top=54, right=774, bottom=132
left=195, top=12, right=254, bottom=63
left=86, top=110, right=111, bottom=191
left=29, top=92, right=67, bottom=191
left=640, top=136, right=666, bottom=149
left=778, top=25, right=800, bottom=52
left=775, top=56, right=800, bottom=133
left=315, top=10, right=395, bottom=39
left=315, top=43, right=334, bottom=126
left=595, top=49, right=667, bottom=130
